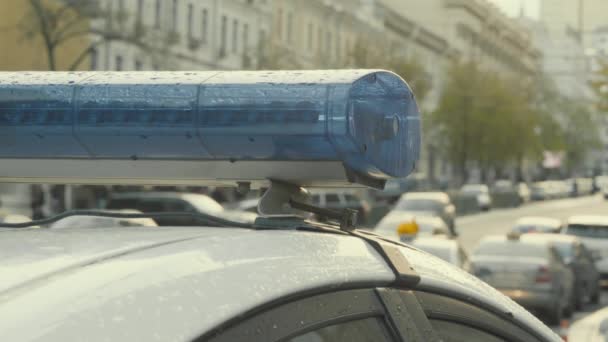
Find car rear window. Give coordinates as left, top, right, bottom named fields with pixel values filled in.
left=513, top=224, right=556, bottom=233
left=474, top=241, right=548, bottom=259
left=566, top=224, right=608, bottom=239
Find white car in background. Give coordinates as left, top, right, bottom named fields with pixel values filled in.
left=409, top=236, right=468, bottom=269
left=568, top=306, right=608, bottom=342
left=461, top=184, right=492, bottom=211
left=375, top=213, right=452, bottom=242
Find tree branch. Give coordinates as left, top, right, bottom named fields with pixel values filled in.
left=28, top=0, right=56, bottom=70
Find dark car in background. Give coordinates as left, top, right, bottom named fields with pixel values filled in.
left=563, top=216, right=608, bottom=287
left=106, top=192, right=256, bottom=226
left=523, top=234, right=600, bottom=309
left=310, top=190, right=371, bottom=224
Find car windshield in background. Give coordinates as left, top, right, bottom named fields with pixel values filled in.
left=474, top=241, right=548, bottom=259
left=566, top=224, right=608, bottom=239
left=396, top=199, right=441, bottom=212
left=552, top=242, right=574, bottom=260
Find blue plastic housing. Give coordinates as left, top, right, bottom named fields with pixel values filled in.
left=0, top=70, right=420, bottom=184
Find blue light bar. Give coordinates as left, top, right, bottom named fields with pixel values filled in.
left=0, top=70, right=420, bottom=188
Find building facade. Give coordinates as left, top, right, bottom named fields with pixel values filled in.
left=91, top=0, right=272, bottom=71
left=384, top=0, right=540, bottom=79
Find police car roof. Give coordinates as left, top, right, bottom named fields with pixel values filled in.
left=0, top=227, right=557, bottom=341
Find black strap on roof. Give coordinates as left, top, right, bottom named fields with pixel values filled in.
left=352, top=230, right=421, bottom=288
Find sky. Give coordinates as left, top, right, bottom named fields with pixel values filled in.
left=486, top=0, right=540, bottom=19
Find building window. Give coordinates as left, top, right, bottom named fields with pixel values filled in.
left=90, top=48, right=98, bottom=70
left=154, top=0, right=161, bottom=28
left=286, top=12, right=293, bottom=43
left=336, top=32, right=341, bottom=60
left=307, top=22, right=313, bottom=49
left=136, top=0, right=144, bottom=26
left=220, top=15, right=228, bottom=56
left=115, top=55, right=123, bottom=71
left=187, top=3, right=193, bottom=38
left=171, top=0, right=179, bottom=31
left=243, top=23, right=249, bottom=52
left=259, top=29, right=266, bottom=49
left=135, top=59, right=143, bottom=71
left=201, top=9, right=208, bottom=43
left=277, top=8, right=283, bottom=39
left=232, top=19, right=239, bottom=53
left=117, top=0, right=126, bottom=29
left=317, top=27, right=323, bottom=53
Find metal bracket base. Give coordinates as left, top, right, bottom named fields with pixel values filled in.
left=257, top=180, right=358, bottom=231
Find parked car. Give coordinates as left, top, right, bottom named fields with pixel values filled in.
left=523, top=234, right=600, bottom=309
left=563, top=215, right=608, bottom=287
left=566, top=178, right=593, bottom=197
left=461, top=184, right=492, bottom=211
left=105, top=192, right=257, bottom=226
left=568, top=306, right=608, bottom=342
left=375, top=214, right=452, bottom=242
left=470, top=234, right=575, bottom=324
left=373, top=172, right=432, bottom=203
left=390, top=192, right=455, bottom=231
left=409, top=236, right=468, bottom=268
left=596, top=175, right=608, bottom=199
left=310, top=190, right=371, bottom=224
left=511, top=217, right=563, bottom=234
left=518, top=183, right=532, bottom=203
left=50, top=210, right=158, bottom=229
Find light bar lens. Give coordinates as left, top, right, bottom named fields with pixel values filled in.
left=0, top=70, right=420, bottom=182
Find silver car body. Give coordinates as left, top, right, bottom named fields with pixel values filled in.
left=470, top=235, right=574, bottom=322
left=0, top=226, right=560, bottom=341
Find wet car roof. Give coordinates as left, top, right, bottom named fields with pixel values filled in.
left=0, top=227, right=560, bottom=341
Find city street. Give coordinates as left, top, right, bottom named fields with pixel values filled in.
left=457, top=195, right=608, bottom=330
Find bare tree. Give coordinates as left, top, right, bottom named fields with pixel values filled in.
left=19, top=0, right=150, bottom=71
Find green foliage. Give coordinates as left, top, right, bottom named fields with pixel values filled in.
left=432, top=61, right=599, bottom=181
left=591, top=58, right=608, bottom=113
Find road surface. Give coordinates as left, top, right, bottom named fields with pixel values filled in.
left=456, top=194, right=608, bottom=334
